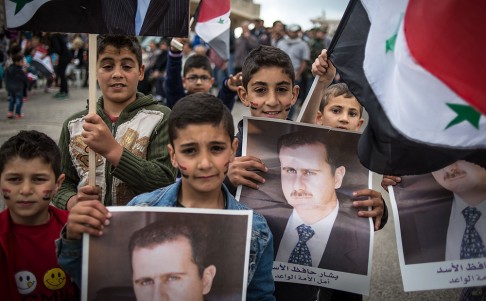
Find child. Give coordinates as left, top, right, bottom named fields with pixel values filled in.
left=229, top=45, right=385, bottom=301
left=0, top=130, right=78, bottom=300
left=164, top=38, right=241, bottom=110
left=56, top=93, right=276, bottom=300
left=4, top=54, right=29, bottom=119
left=51, top=35, right=177, bottom=210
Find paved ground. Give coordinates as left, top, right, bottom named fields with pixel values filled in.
left=0, top=85, right=461, bottom=300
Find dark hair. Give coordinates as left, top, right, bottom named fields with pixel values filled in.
left=0, top=130, right=62, bottom=178
left=128, top=219, right=209, bottom=277
left=320, top=83, right=363, bottom=117
left=12, top=54, right=24, bottom=63
left=183, top=54, right=213, bottom=77
left=97, top=35, right=142, bottom=67
left=168, top=93, right=234, bottom=145
left=277, top=130, right=338, bottom=170
left=241, top=45, right=295, bottom=89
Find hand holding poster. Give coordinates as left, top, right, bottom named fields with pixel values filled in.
left=390, top=160, right=486, bottom=291
left=237, top=117, right=373, bottom=295
left=82, top=207, right=252, bottom=301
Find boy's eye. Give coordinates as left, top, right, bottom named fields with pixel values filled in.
left=349, top=111, right=358, bottom=117
left=331, top=108, right=341, bottom=114
left=6, top=177, right=21, bottom=183
left=181, top=148, right=197, bottom=155
left=276, top=86, right=289, bottom=93
left=101, top=64, right=113, bottom=70
left=122, top=64, right=134, bottom=71
left=253, top=87, right=266, bottom=94
left=33, top=177, right=49, bottom=183
left=211, top=145, right=226, bottom=152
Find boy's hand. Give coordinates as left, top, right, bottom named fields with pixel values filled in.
left=228, top=156, right=268, bottom=190
left=66, top=200, right=111, bottom=240
left=226, top=72, right=243, bottom=92
left=381, top=175, right=402, bottom=192
left=311, top=49, right=336, bottom=84
left=82, top=113, right=123, bottom=166
left=66, top=185, right=101, bottom=211
left=352, top=189, right=385, bottom=231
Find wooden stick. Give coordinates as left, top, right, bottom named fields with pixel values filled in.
left=88, top=34, right=98, bottom=186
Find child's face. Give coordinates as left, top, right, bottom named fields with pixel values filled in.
left=316, top=95, right=364, bottom=131
left=238, top=66, right=299, bottom=120
left=0, top=157, right=64, bottom=225
left=183, top=68, right=214, bottom=95
left=97, top=46, right=144, bottom=106
left=168, top=123, right=238, bottom=197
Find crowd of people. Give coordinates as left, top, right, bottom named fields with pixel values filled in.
left=0, top=18, right=482, bottom=301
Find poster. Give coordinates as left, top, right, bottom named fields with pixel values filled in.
left=82, top=207, right=252, bottom=301
left=390, top=160, right=486, bottom=291
left=237, top=117, right=373, bottom=295
left=4, top=0, right=189, bottom=36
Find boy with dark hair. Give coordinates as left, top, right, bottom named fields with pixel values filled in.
left=52, top=35, right=177, bottom=210
left=229, top=46, right=386, bottom=300
left=57, top=93, right=276, bottom=300
left=4, top=53, right=29, bottom=119
left=0, top=130, right=78, bottom=300
left=163, top=38, right=240, bottom=110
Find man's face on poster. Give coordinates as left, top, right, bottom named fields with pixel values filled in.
left=279, top=143, right=345, bottom=211
left=431, top=160, right=486, bottom=195
left=131, top=236, right=216, bottom=301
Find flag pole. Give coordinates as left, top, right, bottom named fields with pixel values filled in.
left=88, top=34, right=98, bottom=186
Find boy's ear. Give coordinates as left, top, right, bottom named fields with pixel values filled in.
left=315, top=110, right=323, bottom=125
left=167, top=144, right=178, bottom=168
left=138, top=64, right=145, bottom=81
left=237, top=86, right=250, bottom=107
left=356, top=118, right=365, bottom=131
left=291, top=85, right=300, bottom=106
left=54, top=174, right=66, bottom=192
left=230, top=138, right=239, bottom=161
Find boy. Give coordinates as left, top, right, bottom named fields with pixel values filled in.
left=0, top=130, right=78, bottom=300
left=229, top=45, right=385, bottom=301
left=164, top=38, right=241, bottom=110
left=52, top=35, right=177, bottom=210
left=4, top=54, right=29, bottom=119
left=56, top=94, right=276, bottom=301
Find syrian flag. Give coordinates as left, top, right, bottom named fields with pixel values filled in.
left=194, top=0, right=231, bottom=60
left=329, top=0, right=486, bottom=176
left=5, top=0, right=51, bottom=28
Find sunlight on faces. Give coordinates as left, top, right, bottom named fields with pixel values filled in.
left=279, top=144, right=345, bottom=212
left=168, top=123, right=237, bottom=194
left=182, top=68, right=215, bottom=94
left=97, top=46, right=144, bottom=105
left=316, top=95, right=364, bottom=131
left=0, top=157, right=64, bottom=225
left=432, top=160, right=486, bottom=198
left=132, top=237, right=216, bottom=301
left=238, top=66, right=299, bottom=120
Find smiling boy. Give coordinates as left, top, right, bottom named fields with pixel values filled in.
left=52, top=35, right=176, bottom=210
left=0, top=130, right=78, bottom=301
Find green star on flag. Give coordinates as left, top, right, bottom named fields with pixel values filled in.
left=218, top=18, right=225, bottom=24
left=445, top=103, right=481, bottom=129
left=385, top=34, right=397, bottom=53
left=10, top=0, right=34, bottom=15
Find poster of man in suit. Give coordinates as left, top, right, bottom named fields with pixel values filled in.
left=82, top=207, right=251, bottom=301
left=237, top=117, right=373, bottom=295
left=4, top=0, right=189, bottom=37
left=390, top=160, right=486, bottom=291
